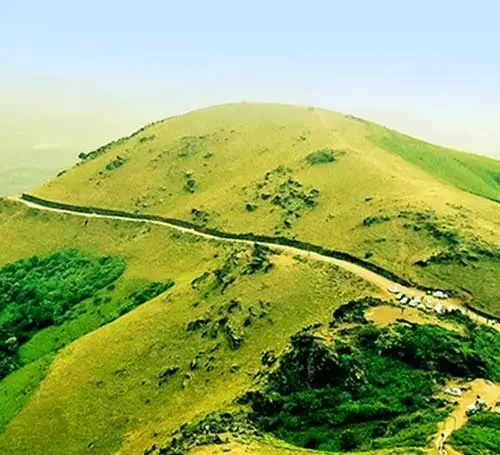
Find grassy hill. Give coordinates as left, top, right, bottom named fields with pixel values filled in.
left=1, top=103, right=500, bottom=455
left=30, top=103, right=500, bottom=316
left=0, top=199, right=376, bottom=454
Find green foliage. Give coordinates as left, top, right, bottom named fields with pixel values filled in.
left=450, top=412, right=500, bottom=455
left=330, top=297, right=386, bottom=326
left=0, top=250, right=125, bottom=379
left=247, top=169, right=320, bottom=231
left=365, top=324, right=498, bottom=380
left=139, top=134, right=156, bottom=143
left=252, top=330, right=447, bottom=451
left=252, top=320, right=500, bottom=452
left=306, top=149, right=342, bottom=165
left=363, top=215, right=391, bottom=227
left=468, top=325, right=500, bottom=381
left=243, top=243, right=274, bottom=275
left=105, top=155, right=127, bottom=171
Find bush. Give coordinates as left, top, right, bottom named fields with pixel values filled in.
left=363, top=215, right=391, bottom=227
left=105, top=155, right=126, bottom=171
left=450, top=412, right=500, bottom=455
left=306, top=149, right=341, bottom=165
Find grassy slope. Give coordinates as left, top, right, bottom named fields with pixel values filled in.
left=0, top=199, right=375, bottom=455
left=30, top=103, right=500, bottom=315
left=368, top=124, right=500, bottom=203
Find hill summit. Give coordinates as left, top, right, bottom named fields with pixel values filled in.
left=31, top=103, right=500, bottom=315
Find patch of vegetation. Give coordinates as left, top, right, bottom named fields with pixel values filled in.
left=251, top=327, right=449, bottom=452
left=183, top=171, right=197, bottom=193
left=190, top=207, right=212, bottom=226
left=146, top=411, right=259, bottom=455
left=362, top=324, right=499, bottom=380
left=450, top=412, right=500, bottom=455
left=244, top=167, right=320, bottom=230
left=243, top=244, right=274, bottom=275
left=245, top=202, right=258, bottom=212
left=105, top=155, right=127, bottom=171
left=306, top=149, right=343, bottom=165
left=250, top=319, right=500, bottom=452
left=139, top=134, right=156, bottom=144
left=0, top=250, right=125, bottom=379
left=362, top=215, right=391, bottom=227
left=398, top=211, right=461, bottom=247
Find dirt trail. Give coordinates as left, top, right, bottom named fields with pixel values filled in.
left=431, top=379, right=500, bottom=455
left=11, top=196, right=498, bottom=331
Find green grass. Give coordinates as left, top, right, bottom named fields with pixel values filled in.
left=0, top=248, right=175, bottom=434
left=370, top=126, right=500, bottom=203
left=0, top=354, right=53, bottom=432
left=417, top=258, right=500, bottom=317
left=450, top=412, right=500, bottom=455
left=16, top=276, right=168, bottom=365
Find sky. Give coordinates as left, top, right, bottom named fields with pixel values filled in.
left=1, top=0, right=499, bottom=193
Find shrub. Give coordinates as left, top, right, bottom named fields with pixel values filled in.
left=450, top=412, right=500, bottom=455
left=139, top=134, right=156, bottom=143
left=306, top=149, right=341, bottom=165
left=105, top=155, right=127, bottom=171
left=363, top=215, right=391, bottom=227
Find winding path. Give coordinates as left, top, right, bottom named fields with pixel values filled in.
left=9, top=194, right=498, bottom=329
left=7, top=193, right=500, bottom=453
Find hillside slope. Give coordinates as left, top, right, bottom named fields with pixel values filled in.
left=1, top=201, right=498, bottom=455
left=0, top=199, right=374, bottom=454
left=30, top=103, right=500, bottom=316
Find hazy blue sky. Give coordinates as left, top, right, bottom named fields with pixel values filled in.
left=1, top=0, right=499, bottom=189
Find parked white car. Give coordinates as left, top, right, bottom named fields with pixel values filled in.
left=445, top=387, right=462, bottom=397
left=388, top=286, right=400, bottom=294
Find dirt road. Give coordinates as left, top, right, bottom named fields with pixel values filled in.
left=432, top=379, right=500, bottom=455
left=10, top=195, right=498, bottom=330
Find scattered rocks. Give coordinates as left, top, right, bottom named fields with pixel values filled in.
left=186, top=317, right=211, bottom=332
